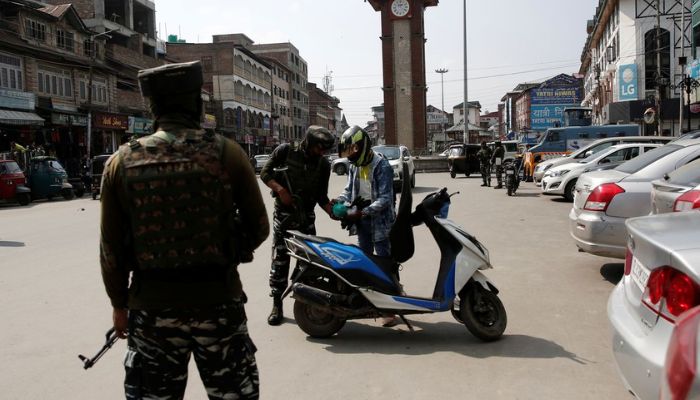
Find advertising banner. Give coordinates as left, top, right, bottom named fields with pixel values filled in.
left=618, top=64, right=638, bottom=101
left=127, top=116, right=153, bottom=135
left=530, top=105, right=569, bottom=130
left=531, top=88, right=582, bottom=105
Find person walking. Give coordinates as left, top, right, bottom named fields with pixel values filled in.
left=477, top=141, right=492, bottom=187
left=99, top=61, right=269, bottom=400
left=491, top=141, right=505, bottom=189
left=260, top=126, right=336, bottom=326
left=336, top=126, right=398, bottom=327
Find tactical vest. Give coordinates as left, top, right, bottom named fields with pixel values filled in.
left=278, top=145, right=324, bottom=211
left=119, top=129, right=234, bottom=272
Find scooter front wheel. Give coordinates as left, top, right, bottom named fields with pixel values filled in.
left=461, top=285, right=506, bottom=342
left=293, top=300, right=346, bottom=338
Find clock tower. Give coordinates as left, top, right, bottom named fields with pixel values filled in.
left=367, top=0, right=439, bottom=151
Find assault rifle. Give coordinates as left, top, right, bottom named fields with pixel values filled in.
left=78, top=328, right=119, bottom=370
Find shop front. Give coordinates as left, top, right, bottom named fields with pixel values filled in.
left=126, top=116, right=153, bottom=138
left=0, top=90, right=44, bottom=155
left=48, top=110, right=89, bottom=177
left=91, top=111, right=128, bottom=156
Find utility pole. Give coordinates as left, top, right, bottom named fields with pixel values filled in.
left=435, top=68, right=448, bottom=154
left=655, top=0, right=663, bottom=136
left=462, top=0, right=468, bottom=144
left=680, top=2, right=686, bottom=134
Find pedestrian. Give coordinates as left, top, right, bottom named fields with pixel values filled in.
left=260, top=125, right=336, bottom=326
left=336, top=126, right=398, bottom=327
left=491, top=140, right=505, bottom=189
left=477, top=141, right=492, bottom=187
left=99, top=61, right=269, bottom=400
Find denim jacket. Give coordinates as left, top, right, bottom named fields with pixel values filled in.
left=337, top=152, right=395, bottom=242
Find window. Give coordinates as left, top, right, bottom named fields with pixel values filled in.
left=25, top=19, right=46, bottom=42
left=0, top=52, right=23, bottom=90
left=38, top=66, right=74, bottom=98
left=84, top=39, right=94, bottom=57
left=56, top=30, right=74, bottom=52
left=645, top=28, right=671, bottom=90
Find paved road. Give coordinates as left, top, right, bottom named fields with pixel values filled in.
left=0, top=172, right=629, bottom=399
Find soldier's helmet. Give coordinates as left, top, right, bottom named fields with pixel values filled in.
left=302, top=125, right=335, bottom=152
left=138, top=61, right=203, bottom=120
left=339, top=125, right=372, bottom=166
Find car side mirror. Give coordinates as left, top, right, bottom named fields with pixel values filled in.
left=585, top=150, right=593, bottom=157
left=599, top=158, right=610, bottom=164
left=403, top=156, right=410, bottom=161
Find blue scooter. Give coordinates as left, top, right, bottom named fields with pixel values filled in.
left=283, top=164, right=506, bottom=341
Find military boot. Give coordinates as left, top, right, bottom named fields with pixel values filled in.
left=267, top=295, right=283, bottom=326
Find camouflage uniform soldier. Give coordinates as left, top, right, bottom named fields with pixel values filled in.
left=491, top=141, right=505, bottom=189
left=477, top=141, right=492, bottom=187
left=100, top=61, right=269, bottom=400
left=260, top=126, right=336, bottom=326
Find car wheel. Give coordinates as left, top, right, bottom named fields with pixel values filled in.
left=564, top=179, right=577, bottom=202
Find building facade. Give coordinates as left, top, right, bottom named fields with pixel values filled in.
left=307, top=82, right=341, bottom=135
left=580, top=0, right=691, bottom=135
left=266, top=57, right=292, bottom=144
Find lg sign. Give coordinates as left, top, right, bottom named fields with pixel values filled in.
left=619, top=64, right=638, bottom=101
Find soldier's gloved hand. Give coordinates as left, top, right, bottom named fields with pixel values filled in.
left=112, top=307, right=128, bottom=339
left=345, top=209, right=362, bottom=222
left=276, top=187, right=294, bottom=207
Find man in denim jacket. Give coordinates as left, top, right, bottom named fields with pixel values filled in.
left=336, top=126, right=395, bottom=258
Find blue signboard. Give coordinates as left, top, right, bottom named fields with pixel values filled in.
left=531, top=105, right=574, bottom=130
left=618, top=64, right=638, bottom=101
left=531, top=88, right=582, bottom=105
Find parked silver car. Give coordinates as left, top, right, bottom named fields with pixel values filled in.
left=533, top=136, right=673, bottom=185
left=660, top=305, right=700, bottom=400
left=608, top=212, right=700, bottom=400
left=651, top=158, right=700, bottom=214
left=570, top=139, right=700, bottom=259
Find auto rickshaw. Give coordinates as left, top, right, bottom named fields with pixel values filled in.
left=26, top=156, right=73, bottom=201
left=446, top=143, right=481, bottom=178
left=90, top=154, right=111, bottom=200
left=0, top=159, right=31, bottom=206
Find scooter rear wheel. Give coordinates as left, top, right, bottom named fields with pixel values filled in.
left=293, top=300, right=346, bottom=338
left=461, top=285, right=506, bottom=342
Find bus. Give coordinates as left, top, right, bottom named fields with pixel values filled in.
left=521, top=107, right=641, bottom=180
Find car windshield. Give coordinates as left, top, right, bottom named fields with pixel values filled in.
left=1, top=161, right=22, bottom=174
left=667, top=158, right=700, bottom=186
left=373, top=146, right=400, bottom=160
left=48, top=160, right=66, bottom=172
left=615, top=144, right=681, bottom=174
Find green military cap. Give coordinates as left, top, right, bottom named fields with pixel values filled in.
left=138, top=61, right=203, bottom=98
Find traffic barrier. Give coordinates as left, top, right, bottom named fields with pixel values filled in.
left=412, top=157, right=449, bottom=172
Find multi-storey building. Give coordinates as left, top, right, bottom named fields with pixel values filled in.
left=248, top=41, right=309, bottom=142
left=580, top=0, right=690, bottom=135
left=426, top=104, right=448, bottom=151
left=167, top=34, right=273, bottom=154
left=265, top=56, right=292, bottom=144
left=44, top=0, right=162, bottom=152
left=370, top=105, right=385, bottom=144
left=307, top=82, right=341, bottom=135
left=0, top=0, right=124, bottom=172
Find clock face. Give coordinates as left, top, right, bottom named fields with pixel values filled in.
left=391, top=0, right=410, bottom=17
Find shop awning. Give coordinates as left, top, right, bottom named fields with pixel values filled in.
left=0, top=110, right=45, bottom=126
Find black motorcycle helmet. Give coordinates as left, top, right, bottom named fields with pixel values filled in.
left=301, top=125, right=335, bottom=153
left=339, top=125, right=372, bottom=166
left=138, top=61, right=203, bottom=126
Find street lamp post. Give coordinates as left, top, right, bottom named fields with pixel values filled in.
left=670, top=74, right=700, bottom=133
left=86, top=29, right=117, bottom=160
left=435, top=68, right=448, bottom=154
left=462, top=0, right=468, bottom=144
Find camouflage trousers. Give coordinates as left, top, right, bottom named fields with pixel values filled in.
left=270, top=206, right=316, bottom=296
left=494, top=165, right=504, bottom=186
left=479, top=162, right=491, bottom=185
left=124, top=300, right=259, bottom=400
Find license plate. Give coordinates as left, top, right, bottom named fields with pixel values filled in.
left=506, top=170, right=514, bottom=175
left=631, top=257, right=650, bottom=292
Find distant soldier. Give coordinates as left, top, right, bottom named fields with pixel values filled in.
left=99, top=61, right=268, bottom=399
left=491, top=140, right=505, bottom=189
left=477, top=141, right=492, bottom=187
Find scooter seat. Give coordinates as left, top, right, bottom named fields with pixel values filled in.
left=287, top=230, right=339, bottom=244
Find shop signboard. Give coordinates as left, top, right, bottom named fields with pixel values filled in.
left=51, top=113, right=87, bottom=126
left=531, top=88, right=582, bottom=105
left=202, top=114, right=216, bottom=129
left=93, top=112, right=128, bottom=130
left=531, top=105, right=569, bottom=130
left=618, top=64, right=638, bottom=101
left=127, top=116, right=153, bottom=135
left=0, top=89, right=35, bottom=110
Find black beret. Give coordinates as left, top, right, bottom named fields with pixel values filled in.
left=138, top=61, right=203, bottom=98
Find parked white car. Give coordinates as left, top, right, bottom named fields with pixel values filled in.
left=373, top=145, right=416, bottom=189
left=541, top=143, right=661, bottom=201
left=651, top=158, right=700, bottom=214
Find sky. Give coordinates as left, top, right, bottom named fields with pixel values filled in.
left=154, top=0, right=598, bottom=127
